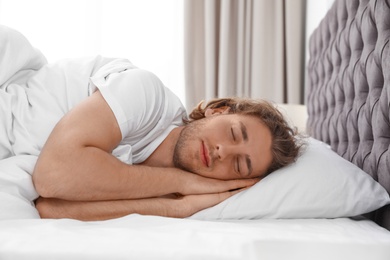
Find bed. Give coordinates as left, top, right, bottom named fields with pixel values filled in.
left=1, top=0, right=390, bottom=259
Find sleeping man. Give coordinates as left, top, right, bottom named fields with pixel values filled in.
left=0, top=25, right=301, bottom=220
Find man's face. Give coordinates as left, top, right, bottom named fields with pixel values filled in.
left=173, top=112, right=273, bottom=180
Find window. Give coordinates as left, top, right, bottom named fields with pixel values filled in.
left=0, top=0, right=185, bottom=104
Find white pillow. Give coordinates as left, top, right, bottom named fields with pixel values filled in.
left=190, top=138, right=390, bottom=220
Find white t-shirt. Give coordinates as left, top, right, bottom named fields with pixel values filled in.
left=3, top=56, right=187, bottom=164
left=89, top=61, right=187, bottom=164
left=4, top=56, right=115, bottom=158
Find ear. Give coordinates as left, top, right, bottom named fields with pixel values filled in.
left=204, top=106, right=230, bottom=117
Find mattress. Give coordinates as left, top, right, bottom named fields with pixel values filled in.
left=1, top=216, right=390, bottom=260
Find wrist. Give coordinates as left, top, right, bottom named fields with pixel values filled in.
left=170, top=168, right=187, bottom=195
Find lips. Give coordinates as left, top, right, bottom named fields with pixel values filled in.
left=201, top=141, right=210, bottom=167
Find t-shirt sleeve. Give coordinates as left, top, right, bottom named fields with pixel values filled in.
left=89, top=68, right=166, bottom=139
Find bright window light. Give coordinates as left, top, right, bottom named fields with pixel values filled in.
left=0, top=0, right=185, bottom=105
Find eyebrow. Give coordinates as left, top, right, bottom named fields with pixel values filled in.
left=239, top=121, right=248, bottom=142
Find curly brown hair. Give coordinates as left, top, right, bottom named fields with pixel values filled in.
left=185, top=97, right=303, bottom=175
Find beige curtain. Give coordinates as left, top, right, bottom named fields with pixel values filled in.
left=184, top=0, right=306, bottom=110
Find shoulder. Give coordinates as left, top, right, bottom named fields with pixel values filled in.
left=91, top=68, right=165, bottom=100
left=90, top=66, right=185, bottom=137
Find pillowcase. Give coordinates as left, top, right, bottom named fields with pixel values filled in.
left=189, top=137, right=390, bottom=220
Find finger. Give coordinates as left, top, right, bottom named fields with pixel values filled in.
left=180, top=187, right=249, bottom=217
left=214, top=187, right=247, bottom=202
left=229, top=186, right=250, bottom=195
left=215, top=188, right=245, bottom=203
left=225, top=178, right=259, bottom=191
left=181, top=173, right=259, bottom=196
left=229, top=185, right=252, bottom=192
left=243, top=177, right=260, bottom=186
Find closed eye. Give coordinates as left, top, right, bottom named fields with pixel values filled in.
left=236, top=157, right=240, bottom=173
left=231, top=127, right=236, bottom=141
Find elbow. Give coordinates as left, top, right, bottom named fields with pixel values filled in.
left=32, top=161, right=62, bottom=199
left=32, top=166, right=49, bottom=198
left=32, top=179, right=52, bottom=199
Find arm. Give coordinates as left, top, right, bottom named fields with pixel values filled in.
left=35, top=189, right=243, bottom=221
left=33, top=91, right=256, bottom=201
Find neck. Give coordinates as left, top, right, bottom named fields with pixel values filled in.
left=140, top=126, right=183, bottom=168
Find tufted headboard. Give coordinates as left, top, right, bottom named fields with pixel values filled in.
left=306, top=0, right=390, bottom=230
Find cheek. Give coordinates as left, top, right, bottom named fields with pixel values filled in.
left=178, top=142, right=198, bottom=165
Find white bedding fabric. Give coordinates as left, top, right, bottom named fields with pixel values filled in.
left=0, top=216, right=390, bottom=260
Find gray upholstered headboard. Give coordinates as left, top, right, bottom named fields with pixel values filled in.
left=306, top=0, right=390, bottom=230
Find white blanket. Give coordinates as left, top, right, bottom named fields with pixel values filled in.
left=0, top=25, right=95, bottom=218
left=0, top=155, right=39, bottom=219
left=0, top=25, right=119, bottom=159
left=0, top=25, right=41, bottom=217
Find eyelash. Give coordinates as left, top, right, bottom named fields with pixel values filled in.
left=236, top=157, right=240, bottom=173
left=231, top=128, right=236, bottom=141
left=231, top=128, right=240, bottom=173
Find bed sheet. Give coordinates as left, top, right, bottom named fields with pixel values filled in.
left=0, top=216, right=389, bottom=260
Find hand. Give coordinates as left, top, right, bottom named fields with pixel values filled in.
left=178, top=171, right=259, bottom=196
left=168, top=187, right=247, bottom=218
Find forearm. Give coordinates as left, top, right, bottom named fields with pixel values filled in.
left=35, top=196, right=179, bottom=221
left=35, top=187, right=242, bottom=221
left=33, top=145, right=184, bottom=201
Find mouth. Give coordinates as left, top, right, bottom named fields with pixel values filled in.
left=200, top=141, right=210, bottom=167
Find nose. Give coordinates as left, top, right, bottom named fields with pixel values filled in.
left=215, top=143, right=244, bottom=161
